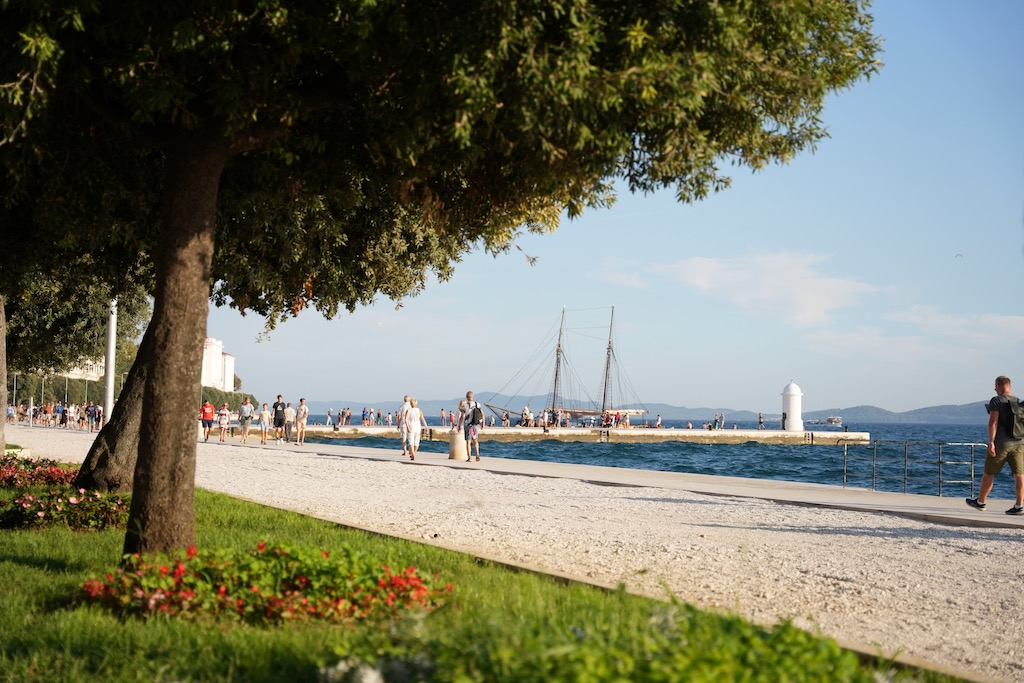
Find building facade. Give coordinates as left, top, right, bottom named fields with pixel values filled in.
left=201, top=337, right=236, bottom=392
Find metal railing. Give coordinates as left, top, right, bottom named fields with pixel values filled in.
left=842, top=440, right=984, bottom=496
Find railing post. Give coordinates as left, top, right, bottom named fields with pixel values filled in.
left=903, top=443, right=909, bottom=494
left=871, top=441, right=877, bottom=491
left=843, top=443, right=848, bottom=489
left=938, top=444, right=943, bottom=497
left=971, top=445, right=977, bottom=498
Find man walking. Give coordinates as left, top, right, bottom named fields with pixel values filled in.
left=272, top=394, right=286, bottom=444
left=967, top=375, right=1024, bottom=515
left=199, top=399, right=215, bottom=442
left=458, top=390, right=484, bottom=462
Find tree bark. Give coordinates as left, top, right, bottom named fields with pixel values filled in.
left=123, top=130, right=229, bottom=556
left=73, top=324, right=154, bottom=492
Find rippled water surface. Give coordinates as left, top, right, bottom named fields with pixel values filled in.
left=316, top=421, right=1012, bottom=499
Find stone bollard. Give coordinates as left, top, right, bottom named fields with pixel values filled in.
left=448, top=429, right=468, bottom=460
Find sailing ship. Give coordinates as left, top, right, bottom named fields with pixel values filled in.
left=484, top=306, right=648, bottom=427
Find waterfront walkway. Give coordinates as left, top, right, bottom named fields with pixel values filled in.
left=300, top=423, right=873, bottom=445
left=271, top=435, right=1024, bottom=530
left=6, top=425, right=1021, bottom=681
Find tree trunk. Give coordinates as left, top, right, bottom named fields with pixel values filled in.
left=1, top=295, right=7, bottom=452
left=73, top=324, right=154, bottom=492
left=123, top=130, right=229, bottom=556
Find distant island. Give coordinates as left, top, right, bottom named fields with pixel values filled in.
left=305, top=394, right=989, bottom=426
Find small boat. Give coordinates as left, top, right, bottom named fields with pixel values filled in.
left=826, top=416, right=842, bottom=426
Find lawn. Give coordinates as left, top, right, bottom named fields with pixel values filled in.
left=0, top=476, right=955, bottom=682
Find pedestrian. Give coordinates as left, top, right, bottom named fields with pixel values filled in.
left=655, top=414, right=662, bottom=428
left=272, top=395, right=286, bottom=444
left=398, top=395, right=411, bottom=456
left=458, top=390, right=484, bottom=462
left=758, top=412, right=765, bottom=430
left=284, top=402, right=296, bottom=442
left=295, top=398, right=309, bottom=445
left=967, top=375, right=1024, bottom=515
left=239, top=397, right=255, bottom=443
left=326, top=408, right=333, bottom=428
left=217, top=402, right=231, bottom=442
left=405, top=397, right=429, bottom=460
left=258, top=402, right=271, bottom=445
left=199, top=399, right=215, bottom=442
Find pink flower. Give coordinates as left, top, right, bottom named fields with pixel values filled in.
left=68, top=497, right=78, bottom=504
left=36, top=511, right=44, bottom=517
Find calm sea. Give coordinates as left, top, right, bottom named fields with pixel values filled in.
left=309, top=418, right=1013, bottom=500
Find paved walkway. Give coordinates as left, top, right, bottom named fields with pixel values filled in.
left=265, top=436, right=1023, bottom=529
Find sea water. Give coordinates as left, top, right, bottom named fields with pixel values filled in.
left=311, top=418, right=1016, bottom=501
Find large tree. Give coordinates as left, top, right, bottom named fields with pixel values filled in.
left=1, top=1, right=880, bottom=555
left=0, top=86, right=158, bottom=451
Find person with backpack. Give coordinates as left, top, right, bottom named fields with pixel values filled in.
left=967, top=375, right=1024, bottom=515
left=459, top=390, right=484, bottom=462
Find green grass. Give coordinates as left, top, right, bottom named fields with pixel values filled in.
left=0, top=487, right=958, bottom=682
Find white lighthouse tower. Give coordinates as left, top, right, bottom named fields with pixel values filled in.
left=781, top=380, right=804, bottom=432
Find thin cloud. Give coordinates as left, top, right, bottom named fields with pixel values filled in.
left=891, top=306, right=1024, bottom=349
left=804, top=326, right=930, bottom=359
left=598, top=271, right=647, bottom=289
left=656, top=252, right=876, bottom=326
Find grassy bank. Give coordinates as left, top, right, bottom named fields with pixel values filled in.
left=0, top=486, right=954, bottom=682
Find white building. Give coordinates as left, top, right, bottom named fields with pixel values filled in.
left=65, top=361, right=105, bottom=382
left=201, top=337, right=236, bottom=392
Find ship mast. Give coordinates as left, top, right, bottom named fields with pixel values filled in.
left=599, top=305, right=614, bottom=415
left=549, top=307, right=566, bottom=416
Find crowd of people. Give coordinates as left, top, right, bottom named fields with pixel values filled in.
left=5, top=401, right=104, bottom=431
left=190, top=390, right=701, bottom=458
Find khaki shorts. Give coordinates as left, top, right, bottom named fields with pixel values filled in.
left=986, top=442, right=1024, bottom=475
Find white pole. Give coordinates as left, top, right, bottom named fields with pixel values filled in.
left=103, top=299, right=117, bottom=422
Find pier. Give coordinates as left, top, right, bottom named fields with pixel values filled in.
left=299, top=424, right=871, bottom=446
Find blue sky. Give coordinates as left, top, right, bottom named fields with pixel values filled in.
left=208, top=1, right=1024, bottom=414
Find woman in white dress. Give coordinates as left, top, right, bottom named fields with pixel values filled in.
left=404, top=397, right=429, bottom=460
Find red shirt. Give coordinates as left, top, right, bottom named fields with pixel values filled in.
left=200, top=403, right=215, bottom=421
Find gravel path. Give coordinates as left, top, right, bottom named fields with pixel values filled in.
left=7, top=426, right=1023, bottom=682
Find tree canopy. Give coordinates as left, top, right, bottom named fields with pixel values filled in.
left=1, top=0, right=881, bottom=555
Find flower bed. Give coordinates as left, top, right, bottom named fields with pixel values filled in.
left=81, top=542, right=451, bottom=625
left=0, top=488, right=130, bottom=530
left=0, top=454, right=77, bottom=488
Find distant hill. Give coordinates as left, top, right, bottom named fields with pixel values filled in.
left=306, top=395, right=989, bottom=425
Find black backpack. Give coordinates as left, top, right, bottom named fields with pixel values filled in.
left=470, top=403, right=484, bottom=426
